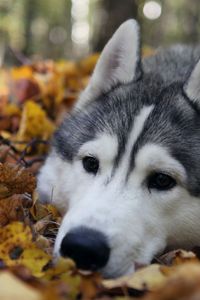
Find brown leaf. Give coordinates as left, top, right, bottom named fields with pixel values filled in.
left=0, top=163, right=36, bottom=199
left=158, top=249, right=198, bottom=266
left=30, top=201, right=60, bottom=226
left=0, top=194, right=31, bottom=226
left=13, top=78, right=40, bottom=103
left=0, top=116, right=11, bottom=131
left=79, top=272, right=102, bottom=300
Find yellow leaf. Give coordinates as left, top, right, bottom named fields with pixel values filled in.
left=11, top=66, right=33, bottom=80
left=144, top=262, right=200, bottom=300
left=3, top=103, right=21, bottom=116
left=0, top=222, right=32, bottom=244
left=20, top=247, right=51, bottom=277
left=103, top=264, right=167, bottom=291
left=43, top=258, right=80, bottom=299
left=17, top=100, right=55, bottom=147
left=43, top=257, right=76, bottom=281
left=0, top=271, right=42, bottom=300
left=0, top=222, right=51, bottom=277
left=79, top=53, right=100, bottom=75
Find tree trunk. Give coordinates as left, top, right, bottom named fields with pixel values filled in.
left=23, top=0, right=35, bottom=56
left=92, top=0, right=138, bottom=52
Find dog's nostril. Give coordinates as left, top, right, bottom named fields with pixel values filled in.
left=60, top=227, right=110, bottom=271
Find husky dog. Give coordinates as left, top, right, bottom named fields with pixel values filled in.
left=37, top=19, right=200, bottom=278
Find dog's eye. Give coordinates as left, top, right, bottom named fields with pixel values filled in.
left=147, top=172, right=176, bottom=191
left=82, top=156, right=99, bottom=174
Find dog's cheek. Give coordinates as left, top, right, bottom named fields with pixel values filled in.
left=53, top=224, right=66, bottom=257
left=37, top=155, right=57, bottom=203
left=53, top=209, right=76, bottom=257
left=37, top=152, right=71, bottom=212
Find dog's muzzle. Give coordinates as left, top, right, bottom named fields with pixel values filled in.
left=60, top=227, right=110, bottom=271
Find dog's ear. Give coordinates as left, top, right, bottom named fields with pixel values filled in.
left=75, top=19, right=141, bottom=109
left=184, top=59, right=200, bottom=108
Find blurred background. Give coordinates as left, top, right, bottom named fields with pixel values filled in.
left=0, top=0, right=200, bottom=66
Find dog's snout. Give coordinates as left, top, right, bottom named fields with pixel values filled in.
left=60, top=227, right=110, bottom=271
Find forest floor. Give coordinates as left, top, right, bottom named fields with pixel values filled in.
left=0, top=54, right=200, bottom=300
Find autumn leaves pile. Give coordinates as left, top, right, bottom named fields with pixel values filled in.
left=1, top=57, right=200, bottom=299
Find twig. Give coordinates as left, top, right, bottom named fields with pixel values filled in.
left=9, top=47, right=32, bottom=65
left=0, top=135, right=49, bottom=167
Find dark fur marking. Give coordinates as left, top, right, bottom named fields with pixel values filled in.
left=53, top=45, right=200, bottom=197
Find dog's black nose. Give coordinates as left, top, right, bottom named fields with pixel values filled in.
left=60, top=227, right=110, bottom=271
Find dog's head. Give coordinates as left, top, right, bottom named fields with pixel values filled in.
left=37, top=20, right=200, bottom=278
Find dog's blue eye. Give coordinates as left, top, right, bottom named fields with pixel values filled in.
left=82, top=156, right=99, bottom=174
left=148, top=173, right=176, bottom=191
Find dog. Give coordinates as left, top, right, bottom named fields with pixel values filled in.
left=37, top=19, right=200, bottom=278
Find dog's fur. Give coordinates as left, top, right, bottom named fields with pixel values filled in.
left=38, top=20, right=200, bottom=278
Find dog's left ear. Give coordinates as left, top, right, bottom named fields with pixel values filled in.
left=76, top=19, right=141, bottom=109
left=184, top=59, right=200, bottom=108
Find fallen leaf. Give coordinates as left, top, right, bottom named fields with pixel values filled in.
left=79, top=53, right=100, bottom=75
left=13, top=78, right=40, bottom=103
left=157, top=249, right=199, bottom=267
left=17, top=101, right=55, bottom=145
left=11, top=66, right=33, bottom=80
left=30, top=202, right=60, bottom=222
left=79, top=272, right=102, bottom=300
left=19, top=247, right=51, bottom=277
left=0, top=163, right=36, bottom=199
left=0, top=222, right=51, bottom=277
left=0, top=271, right=42, bottom=300
left=144, top=262, right=200, bottom=300
left=0, top=194, right=31, bottom=226
left=103, top=264, right=167, bottom=291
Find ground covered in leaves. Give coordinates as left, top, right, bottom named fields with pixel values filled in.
left=1, top=55, right=200, bottom=300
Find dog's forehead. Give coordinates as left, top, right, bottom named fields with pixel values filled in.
left=54, top=80, right=198, bottom=164
left=53, top=79, right=154, bottom=161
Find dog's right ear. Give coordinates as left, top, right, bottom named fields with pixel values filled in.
left=184, top=59, right=200, bottom=109
left=75, top=19, right=141, bottom=109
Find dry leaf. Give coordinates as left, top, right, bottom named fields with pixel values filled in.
left=0, top=271, right=42, bottom=300
left=43, top=257, right=76, bottom=281
left=0, top=194, right=31, bottom=226
left=2, top=54, right=200, bottom=300
left=79, top=53, right=100, bottom=75
left=19, top=248, right=51, bottom=277
left=0, top=163, right=36, bottom=199
left=79, top=272, right=102, bottom=300
left=0, top=222, right=51, bottom=277
left=17, top=101, right=55, bottom=144
left=13, top=78, right=40, bottom=103
left=144, top=262, right=200, bottom=300
left=103, top=264, right=167, bottom=292
left=30, top=202, right=60, bottom=221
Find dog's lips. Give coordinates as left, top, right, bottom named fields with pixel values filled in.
left=134, top=262, right=147, bottom=271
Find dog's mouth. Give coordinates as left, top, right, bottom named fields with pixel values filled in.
left=135, top=262, right=148, bottom=270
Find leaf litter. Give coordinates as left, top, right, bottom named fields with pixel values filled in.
left=1, top=53, right=200, bottom=299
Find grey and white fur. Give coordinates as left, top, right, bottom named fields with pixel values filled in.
left=37, top=19, right=200, bottom=278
